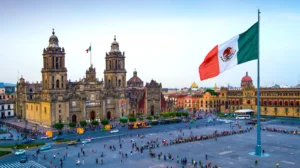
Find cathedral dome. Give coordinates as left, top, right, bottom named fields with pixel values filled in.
left=48, top=29, right=59, bottom=48
left=190, top=82, right=198, bottom=88
left=127, top=69, right=143, bottom=87
left=241, top=72, right=252, bottom=82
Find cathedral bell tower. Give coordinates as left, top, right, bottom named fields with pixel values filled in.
left=104, top=36, right=127, bottom=89
left=41, top=29, right=68, bottom=92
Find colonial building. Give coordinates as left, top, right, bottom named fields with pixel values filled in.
left=219, top=72, right=300, bottom=117
left=127, top=70, right=166, bottom=116
left=0, top=83, right=16, bottom=118
left=15, top=30, right=165, bottom=127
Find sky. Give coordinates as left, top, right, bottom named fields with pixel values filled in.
left=1, top=0, right=300, bottom=88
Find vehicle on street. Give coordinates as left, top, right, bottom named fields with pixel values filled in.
left=20, top=156, right=28, bottom=163
left=15, top=149, right=26, bottom=155
left=22, top=139, right=34, bottom=144
left=53, top=136, right=64, bottom=141
left=40, top=145, right=51, bottom=151
left=110, top=129, right=119, bottom=133
left=40, top=135, right=50, bottom=140
left=236, top=115, right=251, bottom=120
left=81, top=139, right=92, bottom=144
left=68, top=141, right=77, bottom=146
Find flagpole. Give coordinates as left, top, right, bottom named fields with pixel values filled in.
left=90, top=42, right=92, bottom=67
left=255, top=9, right=262, bottom=156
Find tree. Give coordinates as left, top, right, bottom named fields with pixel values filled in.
left=129, top=117, right=136, bottom=122
left=54, top=123, right=64, bottom=135
left=175, top=112, right=182, bottom=117
left=91, top=120, right=99, bottom=127
left=169, top=112, right=176, bottom=118
left=68, top=122, right=76, bottom=128
left=80, top=121, right=87, bottom=127
left=182, top=112, right=189, bottom=117
left=120, top=118, right=128, bottom=124
left=101, top=120, right=109, bottom=126
left=146, top=116, right=152, bottom=120
left=153, top=115, right=159, bottom=119
left=205, top=88, right=218, bottom=96
left=138, top=117, right=143, bottom=121
left=163, top=113, right=170, bottom=118
left=128, top=114, right=134, bottom=118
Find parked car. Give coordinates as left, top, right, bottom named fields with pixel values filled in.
left=40, top=145, right=51, bottom=151
left=68, top=141, right=77, bottom=146
left=40, top=135, right=50, bottom=140
left=15, top=149, right=26, bottom=155
left=110, top=129, right=119, bottom=133
left=81, top=139, right=92, bottom=144
left=246, top=121, right=256, bottom=125
left=53, top=136, right=64, bottom=141
left=22, top=139, right=34, bottom=144
left=20, top=156, right=28, bottom=163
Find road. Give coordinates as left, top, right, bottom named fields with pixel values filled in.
left=0, top=119, right=224, bottom=146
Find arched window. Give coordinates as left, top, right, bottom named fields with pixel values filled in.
left=221, top=100, right=224, bottom=105
left=290, top=101, right=294, bottom=106
left=56, top=80, right=59, bottom=88
left=118, top=79, right=121, bottom=87
left=247, top=100, right=251, bottom=104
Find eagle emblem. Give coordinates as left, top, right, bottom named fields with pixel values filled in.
left=220, top=47, right=236, bottom=62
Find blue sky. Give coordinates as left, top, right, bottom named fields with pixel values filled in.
left=1, top=0, right=300, bottom=88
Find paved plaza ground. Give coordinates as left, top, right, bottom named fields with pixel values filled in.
left=1, top=120, right=300, bottom=168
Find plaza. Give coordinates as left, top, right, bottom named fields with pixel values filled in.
left=1, top=119, right=299, bottom=168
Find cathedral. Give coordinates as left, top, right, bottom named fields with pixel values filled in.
left=15, top=30, right=166, bottom=127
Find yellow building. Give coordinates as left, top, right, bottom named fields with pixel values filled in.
left=219, top=72, right=300, bottom=117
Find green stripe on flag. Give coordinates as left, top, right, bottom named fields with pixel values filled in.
left=237, top=22, right=259, bottom=64
left=88, top=46, right=91, bottom=51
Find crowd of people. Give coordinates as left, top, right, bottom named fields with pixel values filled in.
left=262, top=127, right=300, bottom=135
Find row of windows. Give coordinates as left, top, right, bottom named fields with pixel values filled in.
left=264, top=107, right=300, bottom=113
left=0, top=105, right=12, bottom=110
left=0, top=95, right=14, bottom=99
left=221, top=92, right=300, bottom=97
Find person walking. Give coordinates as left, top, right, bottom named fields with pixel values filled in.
left=53, top=154, right=56, bottom=159
left=82, top=159, right=84, bottom=165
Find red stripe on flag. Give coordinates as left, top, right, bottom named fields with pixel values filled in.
left=199, top=45, right=220, bottom=81
left=86, top=49, right=89, bottom=53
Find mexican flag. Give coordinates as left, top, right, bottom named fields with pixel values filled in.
left=199, top=22, right=258, bottom=81
left=86, top=46, right=91, bottom=53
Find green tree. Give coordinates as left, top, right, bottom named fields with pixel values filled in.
left=146, top=116, right=152, bottom=120
left=101, top=120, right=109, bottom=126
left=205, top=88, right=218, bottom=96
left=182, top=112, right=189, bottom=117
left=54, top=123, right=64, bottom=135
left=129, top=117, right=136, bottom=122
left=120, top=118, right=128, bottom=124
left=80, top=121, right=87, bottom=127
left=138, top=117, right=143, bottom=121
left=163, top=112, right=170, bottom=118
left=169, top=112, right=176, bottom=117
left=153, top=115, right=159, bottom=119
left=128, top=114, right=135, bottom=118
left=68, top=122, right=76, bottom=128
left=175, top=112, right=182, bottom=117
left=91, top=120, right=99, bottom=127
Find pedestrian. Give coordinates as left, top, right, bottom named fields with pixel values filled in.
left=120, top=158, right=122, bottom=163
left=205, top=154, right=208, bottom=160
left=53, top=154, right=56, bottom=159
left=78, top=152, right=80, bottom=158
left=276, top=163, right=279, bottom=168
left=96, top=158, right=98, bottom=164
left=101, top=159, right=103, bottom=165
left=82, top=159, right=84, bottom=165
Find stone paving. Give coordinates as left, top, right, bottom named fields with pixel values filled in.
left=1, top=121, right=300, bottom=168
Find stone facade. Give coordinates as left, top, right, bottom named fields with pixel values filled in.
left=219, top=72, right=300, bottom=117
left=15, top=30, right=165, bottom=127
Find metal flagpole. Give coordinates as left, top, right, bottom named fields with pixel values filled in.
left=90, top=42, right=92, bottom=66
left=255, top=9, right=262, bottom=156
